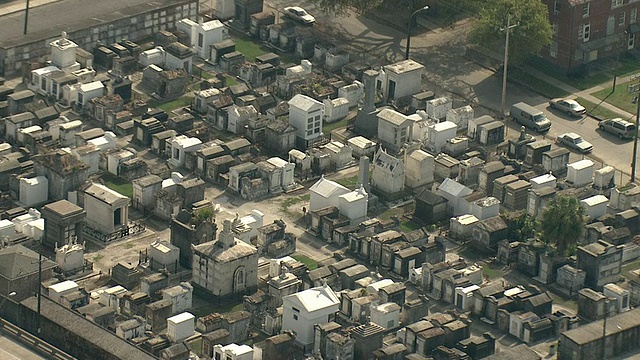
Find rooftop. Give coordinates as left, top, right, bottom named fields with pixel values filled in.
left=42, top=199, right=83, bottom=217
left=0, top=245, right=57, bottom=279
left=84, top=182, right=129, bottom=204
left=283, top=284, right=339, bottom=312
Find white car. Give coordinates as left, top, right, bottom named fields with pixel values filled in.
left=549, top=98, right=586, bottom=117
left=283, top=6, right=316, bottom=24
left=556, top=132, right=593, bottom=153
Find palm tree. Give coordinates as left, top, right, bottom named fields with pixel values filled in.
left=540, top=195, right=585, bottom=256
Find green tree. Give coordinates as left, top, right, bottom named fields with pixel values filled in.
left=540, top=195, right=585, bottom=256
left=468, top=0, right=553, bottom=63
left=508, top=211, right=538, bottom=242
left=310, top=0, right=384, bottom=15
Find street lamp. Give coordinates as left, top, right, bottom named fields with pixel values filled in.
left=405, top=5, right=429, bottom=60
left=500, top=15, right=518, bottom=120
left=0, top=292, right=16, bottom=311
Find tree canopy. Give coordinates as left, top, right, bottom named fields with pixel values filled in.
left=468, top=0, right=553, bottom=63
left=506, top=211, right=538, bottom=242
left=540, top=196, right=585, bottom=256
left=310, top=0, right=384, bottom=15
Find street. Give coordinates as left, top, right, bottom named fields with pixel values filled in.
left=258, top=0, right=636, bottom=182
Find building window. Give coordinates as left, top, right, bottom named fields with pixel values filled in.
left=612, top=0, right=624, bottom=8
left=620, top=12, right=626, bottom=26
left=549, top=42, right=558, bottom=58
left=307, top=130, right=313, bottom=136
left=293, top=314, right=298, bottom=320
left=314, top=128, right=320, bottom=134
left=314, top=115, right=321, bottom=122
left=580, top=23, right=591, bottom=42
left=583, top=3, right=590, bottom=17
left=552, top=23, right=558, bottom=36
left=632, top=8, right=638, bottom=23
left=198, top=33, right=203, bottom=47
left=554, top=0, right=560, bottom=13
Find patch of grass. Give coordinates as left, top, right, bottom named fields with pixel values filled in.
left=591, top=81, right=638, bottom=115
left=482, top=266, right=505, bottom=280
left=191, top=302, right=244, bottom=318
left=147, top=95, right=194, bottom=112
left=100, top=173, right=133, bottom=198
left=323, top=118, right=350, bottom=133
left=527, top=54, right=640, bottom=90
left=376, top=207, right=405, bottom=221
left=458, top=246, right=484, bottom=261
left=281, top=194, right=310, bottom=210
left=552, top=296, right=578, bottom=311
left=93, top=254, right=103, bottom=261
left=225, top=76, right=238, bottom=87
left=622, top=259, right=640, bottom=279
left=187, top=338, right=203, bottom=356
left=124, top=243, right=135, bottom=249
left=292, top=254, right=318, bottom=270
left=232, top=36, right=269, bottom=62
left=335, top=175, right=358, bottom=188
left=280, top=194, right=310, bottom=218
left=575, top=97, right=627, bottom=120
left=400, top=220, right=422, bottom=233
left=510, top=67, right=570, bottom=98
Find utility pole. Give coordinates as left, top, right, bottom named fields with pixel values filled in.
left=602, top=299, right=610, bottom=359
left=629, top=75, right=640, bottom=182
left=37, top=252, right=41, bottom=335
left=500, top=15, right=518, bottom=121
left=23, top=0, right=30, bottom=34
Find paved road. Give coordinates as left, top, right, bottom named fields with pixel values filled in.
left=261, top=0, right=635, bottom=181
left=0, top=332, right=46, bottom=360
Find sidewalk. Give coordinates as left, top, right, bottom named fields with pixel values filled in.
left=524, top=66, right=636, bottom=120
left=0, top=0, right=63, bottom=16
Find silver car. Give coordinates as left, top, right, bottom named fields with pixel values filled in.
left=549, top=98, right=586, bottom=117
left=556, top=132, right=593, bottom=153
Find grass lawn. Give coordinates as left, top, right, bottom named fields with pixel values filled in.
left=591, top=81, right=638, bottom=115
left=375, top=206, right=405, bottom=221
left=458, top=245, right=484, bottom=262
left=528, top=54, right=640, bottom=90
left=622, top=259, right=640, bottom=279
left=552, top=295, right=578, bottom=312
left=225, top=75, right=238, bottom=87
left=482, top=266, right=505, bottom=280
left=100, top=173, right=133, bottom=198
left=509, top=67, right=570, bottom=98
left=335, top=175, right=358, bottom=188
left=191, top=302, right=244, bottom=318
left=147, top=95, right=194, bottom=113
left=292, top=254, right=318, bottom=270
left=232, top=35, right=270, bottom=62
left=400, top=220, right=422, bottom=233
left=575, top=97, right=628, bottom=120
left=187, top=338, right=203, bottom=356
left=323, top=118, right=349, bottom=133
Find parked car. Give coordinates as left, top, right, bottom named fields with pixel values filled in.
left=598, top=118, right=637, bottom=139
left=283, top=6, right=316, bottom=24
left=556, top=132, right=593, bottom=153
left=511, top=102, right=551, bottom=132
left=549, top=98, right=586, bottom=117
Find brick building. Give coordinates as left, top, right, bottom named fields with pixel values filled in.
left=542, top=0, right=640, bottom=74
